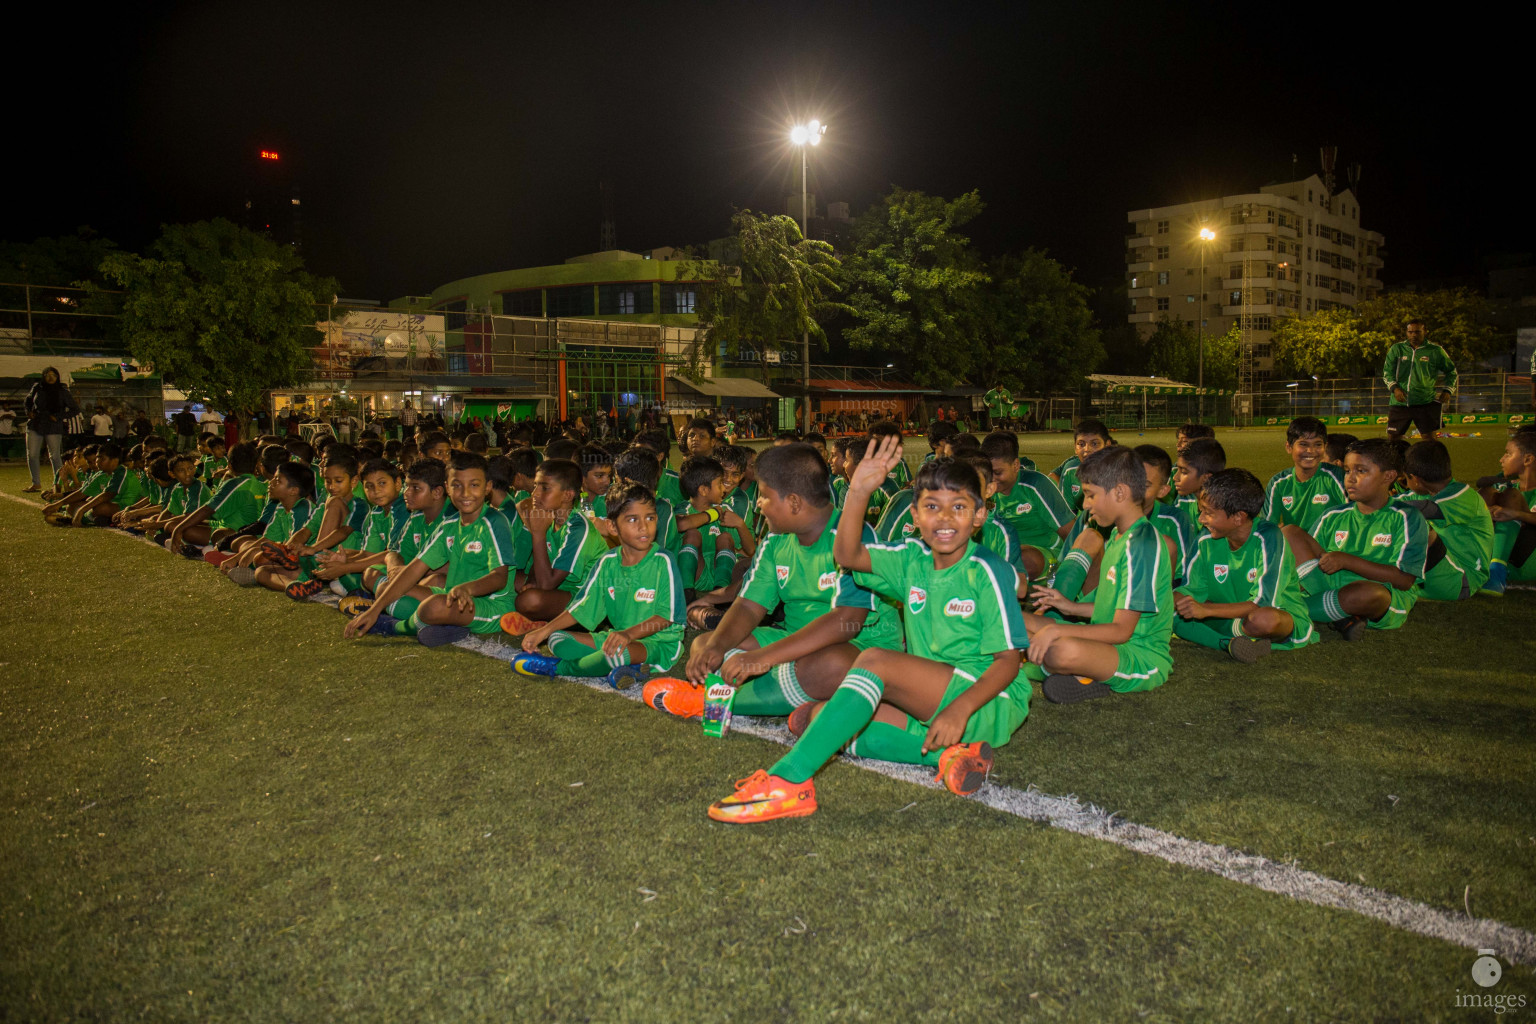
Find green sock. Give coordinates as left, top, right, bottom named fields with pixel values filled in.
left=386, top=594, right=420, bottom=619
left=848, top=720, right=940, bottom=767
left=770, top=667, right=883, bottom=784
left=393, top=610, right=421, bottom=636
left=548, top=631, right=593, bottom=660
left=1053, top=549, right=1091, bottom=601
left=556, top=648, right=625, bottom=677
left=1493, top=519, right=1518, bottom=563
left=679, top=545, right=700, bottom=584
left=713, top=549, right=737, bottom=581
left=339, top=572, right=364, bottom=592
left=731, top=662, right=811, bottom=716
left=1173, top=617, right=1230, bottom=651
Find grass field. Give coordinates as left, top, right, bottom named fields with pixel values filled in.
left=2, top=429, right=1534, bottom=1021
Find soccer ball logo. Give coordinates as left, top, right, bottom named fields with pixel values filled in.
left=907, top=586, right=927, bottom=613
left=1471, top=950, right=1502, bottom=988
left=1213, top=564, right=1229, bottom=583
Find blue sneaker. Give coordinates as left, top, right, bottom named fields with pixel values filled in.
left=367, top=613, right=400, bottom=637
left=606, top=663, right=652, bottom=690
left=416, top=624, right=470, bottom=648
left=1481, top=561, right=1507, bottom=596
left=509, top=652, right=561, bottom=677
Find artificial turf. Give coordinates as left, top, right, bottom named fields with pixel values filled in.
left=2, top=430, right=1532, bottom=1020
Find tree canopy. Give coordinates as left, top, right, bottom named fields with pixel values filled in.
left=1271, top=289, right=1501, bottom=378
left=976, top=250, right=1103, bottom=394
left=1143, top=318, right=1240, bottom=390
left=101, top=219, right=336, bottom=413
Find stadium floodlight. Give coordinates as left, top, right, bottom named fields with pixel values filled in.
left=1197, top=226, right=1218, bottom=421
left=1199, top=228, right=1216, bottom=241
left=791, top=119, right=828, bottom=434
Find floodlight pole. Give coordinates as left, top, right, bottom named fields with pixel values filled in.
left=800, top=143, right=810, bottom=436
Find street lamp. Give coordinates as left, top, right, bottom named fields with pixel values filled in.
left=791, top=119, right=826, bottom=435
left=1197, top=226, right=1217, bottom=422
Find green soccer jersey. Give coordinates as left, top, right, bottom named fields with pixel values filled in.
left=397, top=506, right=450, bottom=564
left=1148, top=503, right=1198, bottom=584
left=739, top=519, right=902, bottom=650
left=856, top=537, right=1028, bottom=680
left=993, top=471, right=1072, bottom=554
left=301, top=494, right=370, bottom=549
left=1308, top=502, right=1429, bottom=593
left=200, top=455, right=228, bottom=484
left=591, top=493, right=681, bottom=554
left=96, top=466, right=130, bottom=501
left=875, top=489, right=918, bottom=542
left=546, top=509, right=611, bottom=595
left=255, top=498, right=316, bottom=543
left=830, top=476, right=849, bottom=509
left=657, top=468, right=684, bottom=504
left=1178, top=520, right=1315, bottom=646
left=206, top=474, right=265, bottom=531
left=113, top=467, right=144, bottom=506
left=566, top=545, right=686, bottom=648
left=1393, top=481, right=1495, bottom=591
left=1054, top=458, right=1085, bottom=511
left=79, top=468, right=111, bottom=499
left=1382, top=340, right=1457, bottom=406
left=1171, top=494, right=1202, bottom=538
left=361, top=495, right=412, bottom=554
left=979, top=516, right=1022, bottom=571
left=417, top=505, right=517, bottom=599
left=1262, top=464, right=1349, bottom=534
left=165, top=480, right=208, bottom=518
left=1093, top=518, right=1175, bottom=677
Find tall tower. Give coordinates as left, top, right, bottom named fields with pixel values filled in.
left=244, top=148, right=302, bottom=255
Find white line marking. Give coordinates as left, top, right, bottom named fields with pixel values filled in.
left=7, top=491, right=1536, bottom=965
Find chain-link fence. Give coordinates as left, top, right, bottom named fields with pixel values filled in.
left=1243, top=372, right=1532, bottom=426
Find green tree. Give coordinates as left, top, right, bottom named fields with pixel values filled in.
left=841, top=188, right=990, bottom=386
left=101, top=219, right=337, bottom=413
left=677, top=210, right=841, bottom=382
left=977, top=249, right=1103, bottom=393
left=1142, top=318, right=1239, bottom=390
left=1270, top=289, right=1501, bottom=379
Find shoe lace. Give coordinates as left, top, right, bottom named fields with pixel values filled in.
left=733, top=769, right=771, bottom=791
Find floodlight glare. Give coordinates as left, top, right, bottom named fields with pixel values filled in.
left=1199, top=228, right=1216, bottom=241
left=791, top=126, right=808, bottom=145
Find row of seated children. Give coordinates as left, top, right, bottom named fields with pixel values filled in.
left=39, top=413, right=1536, bottom=826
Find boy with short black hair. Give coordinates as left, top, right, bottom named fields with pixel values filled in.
left=49, top=442, right=129, bottom=526
left=684, top=418, right=718, bottom=461
left=676, top=455, right=751, bottom=593
left=1026, top=446, right=1175, bottom=703
left=199, top=436, right=229, bottom=485
left=1172, top=437, right=1226, bottom=535
left=1324, top=432, right=1357, bottom=467
left=1051, top=418, right=1111, bottom=511
left=1263, top=417, right=1348, bottom=533
left=137, top=454, right=207, bottom=540
left=1282, top=438, right=1428, bottom=640
left=341, top=457, right=453, bottom=622
left=343, top=450, right=520, bottom=647
left=1175, top=422, right=1215, bottom=454
left=114, top=454, right=177, bottom=530
left=707, top=440, right=1029, bottom=823
left=1135, top=444, right=1197, bottom=587
left=980, top=431, right=1071, bottom=581
left=635, top=429, right=683, bottom=503
left=166, top=442, right=265, bottom=555
left=1396, top=439, right=1494, bottom=600
left=1480, top=430, right=1536, bottom=594
left=543, top=437, right=580, bottom=463
left=577, top=443, right=615, bottom=510
left=222, top=463, right=317, bottom=586
left=507, top=457, right=610, bottom=623
left=274, top=452, right=369, bottom=598
left=1174, top=468, right=1316, bottom=661
left=922, top=419, right=958, bottom=466
left=312, top=458, right=411, bottom=596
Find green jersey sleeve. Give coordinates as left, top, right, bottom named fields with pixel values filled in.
left=829, top=524, right=882, bottom=612
left=1392, top=505, right=1429, bottom=579
left=738, top=535, right=783, bottom=613
left=565, top=551, right=613, bottom=630
left=417, top=522, right=453, bottom=571
left=856, top=539, right=916, bottom=602
left=1120, top=524, right=1166, bottom=614
left=551, top=513, right=592, bottom=573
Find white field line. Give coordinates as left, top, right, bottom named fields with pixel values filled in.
left=6, top=487, right=1535, bottom=966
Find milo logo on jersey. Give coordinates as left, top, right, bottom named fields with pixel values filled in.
left=817, top=571, right=837, bottom=591
left=607, top=586, right=616, bottom=600
left=1371, top=533, right=1392, bottom=547
left=1247, top=567, right=1260, bottom=583
left=943, top=597, right=976, bottom=618
left=902, top=522, right=916, bottom=536
left=907, top=586, right=927, bottom=613
left=1014, top=502, right=1032, bottom=515
left=1312, top=493, right=1331, bottom=504
left=634, top=587, right=656, bottom=603
left=464, top=540, right=483, bottom=554
left=1213, top=564, right=1229, bottom=582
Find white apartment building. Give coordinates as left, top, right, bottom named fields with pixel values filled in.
left=1126, top=174, right=1385, bottom=381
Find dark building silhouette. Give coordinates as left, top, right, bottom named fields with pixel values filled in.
left=243, top=148, right=301, bottom=254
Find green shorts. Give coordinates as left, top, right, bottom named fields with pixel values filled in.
left=1420, top=557, right=1476, bottom=601
left=748, top=623, right=896, bottom=654
left=1028, top=642, right=1170, bottom=692
left=897, top=668, right=1029, bottom=749
left=431, top=585, right=514, bottom=635
left=1305, top=584, right=1416, bottom=630
left=1018, top=544, right=1058, bottom=581
left=590, top=629, right=684, bottom=672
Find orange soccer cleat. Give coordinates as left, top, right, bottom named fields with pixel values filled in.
left=935, top=741, right=994, bottom=797
left=498, top=611, right=547, bottom=636
left=642, top=677, right=706, bottom=719
left=707, top=770, right=817, bottom=824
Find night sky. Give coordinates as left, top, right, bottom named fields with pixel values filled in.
left=14, top=2, right=1519, bottom=303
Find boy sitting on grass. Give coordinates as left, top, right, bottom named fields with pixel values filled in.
left=40, top=445, right=100, bottom=524
left=199, top=436, right=229, bottom=485
left=1174, top=468, right=1316, bottom=662
left=114, top=454, right=176, bottom=531
left=635, top=429, right=683, bottom=503
left=707, top=438, right=1029, bottom=823
left=341, top=457, right=452, bottom=622
left=343, top=450, right=519, bottom=647
left=505, top=458, right=609, bottom=625
left=166, top=442, right=264, bottom=556
left=222, top=462, right=317, bottom=586
left=1325, top=432, right=1357, bottom=468
left=1262, top=417, right=1347, bottom=533
left=1395, top=439, right=1494, bottom=600
left=137, top=455, right=207, bottom=541
left=53, top=442, right=131, bottom=527
left=513, top=484, right=687, bottom=687
left=1172, top=437, right=1225, bottom=536
left=1025, top=446, right=1175, bottom=704
left=1136, top=444, right=1198, bottom=587
left=1480, top=430, right=1536, bottom=594
left=1282, top=438, right=1428, bottom=641
left=1051, top=418, right=1111, bottom=512
left=311, top=458, right=410, bottom=596
left=983, top=431, right=1072, bottom=583
left=671, top=443, right=903, bottom=722
left=262, top=453, right=368, bottom=599
left=577, top=443, right=614, bottom=511
left=676, top=455, right=752, bottom=595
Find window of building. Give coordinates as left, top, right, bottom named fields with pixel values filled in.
left=433, top=298, right=468, bottom=331
left=1307, top=273, right=1312, bottom=286
left=1229, top=238, right=1245, bottom=253
left=1266, top=209, right=1275, bottom=223
left=1308, top=190, right=1313, bottom=202
left=501, top=290, right=543, bottom=317
left=1157, top=271, right=1169, bottom=285
left=1156, top=297, right=1170, bottom=311
left=1185, top=294, right=1196, bottom=303
left=1129, top=275, right=1139, bottom=289
left=598, top=283, right=654, bottom=315
left=1156, top=220, right=1169, bottom=234
left=1185, top=267, right=1196, bottom=276
left=1306, top=298, right=1312, bottom=311
left=1307, top=247, right=1312, bottom=260
left=1156, top=246, right=1170, bottom=260
left=1253, top=316, right=1273, bottom=331
left=1229, top=290, right=1243, bottom=305
left=547, top=285, right=594, bottom=318
left=661, top=282, right=698, bottom=314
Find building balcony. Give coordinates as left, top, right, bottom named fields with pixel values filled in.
left=1276, top=277, right=1299, bottom=291
left=1127, top=312, right=1158, bottom=324
left=1127, top=287, right=1153, bottom=298
left=1275, top=224, right=1298, bottom=238
left=1222, top=303, right=1281, bottom=316
left=1225, top=275, right=1276, bottom=289
left=1367, top=254, right=1383, bottom=268
left=1126, top=235, right=1154, bottom=248
left=1127, top=261, right=1153, bottom=273
left=1222, top=249, right=1275, bottom=263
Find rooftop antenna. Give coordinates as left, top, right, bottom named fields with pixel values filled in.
left=1319, top=145, right=1338, bottom=198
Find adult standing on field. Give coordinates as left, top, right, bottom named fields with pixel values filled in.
left=22, top=366, right=79, bottom=493
left=1382, top=318, right=1457, bottom=440
left=172, top=404, right=199, bottom=452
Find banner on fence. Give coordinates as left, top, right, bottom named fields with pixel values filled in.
left=1254, top=412, right=1529, bottom=428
